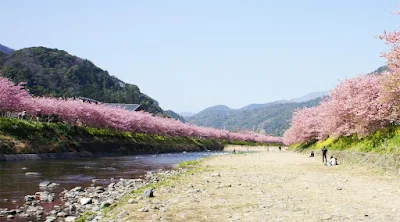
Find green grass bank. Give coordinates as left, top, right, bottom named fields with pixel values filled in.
left=0, top=118, right=271, bottom=157
left=290, top=126, right=400, bottom=174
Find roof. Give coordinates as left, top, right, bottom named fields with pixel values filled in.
left=104, top=103, right=142, bottom=111
left=78, top=96, right=99, bottom=103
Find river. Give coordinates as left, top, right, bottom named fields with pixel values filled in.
left=0, top=151, right=224, bottom=211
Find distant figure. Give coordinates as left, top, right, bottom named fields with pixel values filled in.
left=322, top=146, right=328, bottom=163
left=18, top=111, right=26, bottom=119
left=233, top=149, right=236, bottom=154
left=329, top=156, right=338, bottom=166
left=278, top=146, right=281, bottom=151
left=309, top=151, right=314, bottom=157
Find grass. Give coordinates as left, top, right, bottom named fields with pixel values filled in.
left=0, top=117, right=227, bottom=154
left=291, top=126, right=400, bottom=154
left=75, top=212, right=96, bottom=222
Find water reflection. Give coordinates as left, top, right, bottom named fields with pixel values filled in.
left=0, top=151, right=224, bottom=209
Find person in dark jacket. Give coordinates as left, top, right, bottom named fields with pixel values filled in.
left=322, top=146, right=328, bottom=163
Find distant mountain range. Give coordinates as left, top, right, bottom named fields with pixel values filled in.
left=0, top=44, right=184, bottom=121
left=185, top=92, right=327, bottom=136
left=186, top=65, right=387, bottom=136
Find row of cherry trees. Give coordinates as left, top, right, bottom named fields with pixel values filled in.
left=0, top=76, right=282, bottom=144
left=284, top=12, right=400, bottom=145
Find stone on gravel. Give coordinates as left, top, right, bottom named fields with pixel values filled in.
left=48, top=183, right=60, bottom=188
left=24, top=195, right=35, bottom=202
left=100, top=200, right=112, bottom=208
left=138, top=206, right=149, bottom=212
left=71, top=186, right=83, bottom=192
left=45, top=216, right=57, bottom=222
left=117, top=209, right=129, bottom=218
left=39, top=181, right=51, bottom=187
left=65, top=216, right=77, bottom=222
left=7, top=215, right=14, bottom=219
left=127, top=198, right=137, bottom=204
left=80, top=197, right=92, bottom=205
left=57, top=211, right=67, bottom=217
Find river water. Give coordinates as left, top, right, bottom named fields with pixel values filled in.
left=0, top=152, right=224, bottom=210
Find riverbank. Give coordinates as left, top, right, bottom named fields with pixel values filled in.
left=101, top=146, right=399, bottom=221
left=0, top=118, right=230, bottom=160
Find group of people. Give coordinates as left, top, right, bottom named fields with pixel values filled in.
left=309, top=146, right=338, bottom=166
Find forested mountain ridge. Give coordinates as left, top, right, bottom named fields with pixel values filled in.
left=0, top=46, right=170, bottom=115
left=0, top=44, right=14, bottom=55
left=186, top=98, right=322, bottom=136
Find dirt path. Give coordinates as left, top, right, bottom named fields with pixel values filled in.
left=114, top=146, right=400, bottom=222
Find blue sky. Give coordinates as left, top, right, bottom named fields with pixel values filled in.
left=1, top=0, right=399, bottom=113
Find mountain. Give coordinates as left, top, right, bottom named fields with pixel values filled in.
left=164, top=110, right=186, bottom=122
left=0, top=44, right=14, bottom=55
left=180, top=112, right=196, bottom=117
left=286, top=91, right=328, bottom=103
left=0, top=46, right=181, bottom=117
left=186, top=97, right=323, bottom=136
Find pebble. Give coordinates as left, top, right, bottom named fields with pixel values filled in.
left=117, top=209, right=129, bottom=218
left=127, top=198, right=137, bottom=204
left=65, top=216, right=77, bottom=222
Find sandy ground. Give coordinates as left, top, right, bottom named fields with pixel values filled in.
left=114, top=146, right=400, bottom=222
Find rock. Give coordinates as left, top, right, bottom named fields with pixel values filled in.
left=93, top=216, right=103, bottom=221
left=79, top=198, right=92, bottom=205
left=45, top=216, right=57, bottom=222
left=336, top=187, right=343, bottom=191
left=139, top=206, right=150, bottom=212
left=24, top=195, right=35, bottom=202
left=108, top=183, right=116, bottom=189
left=39, top=181, right=51, bottom=187
left=65, top=216, right=77, bottom=222
left=117, top=209, right=129, bottom=218
left=25, top=172, right=41, bottom=176
left=39, top=191, right=55, bottom=202
left=36, top=209, right=44, bottom=215
left=57, top=211, right=67, bottom=217
left=95, top=186, right=105, bottom=193
left=21, top=167, right=28, bottom=170
left=70, top=186, right=83, bottom=192
left=5, top=210, right=16, bottom=215
left=100, top=200, right=112, bottom=208
left=48, top=183, right=60, bottom=188
left=69, top=204, right=76, bottom=214
left=127, top=198, right=137, bottom=204
left=7, top=215, right=14, bottom=219
left=19, top=213, right=30, bottom=218
left=92, top=206, right=100, bottom=212
left=144, top=188, right=154, bottom=198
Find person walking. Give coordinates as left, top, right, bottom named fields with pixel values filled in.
left=322, top=146, right=328, bottom=164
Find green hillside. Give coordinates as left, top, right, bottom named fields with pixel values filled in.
left=187, top=98, right=322, bottom=136
left=0, top=46, right=166, bottom=114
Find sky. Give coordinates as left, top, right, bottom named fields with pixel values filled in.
left=1, top=0, right=399, bottom=113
